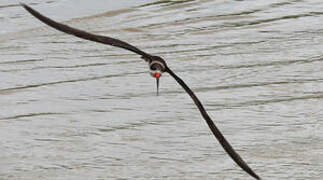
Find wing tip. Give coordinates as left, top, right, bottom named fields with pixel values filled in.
left=20, top=2, right=31, bottom=12
left=19, top=2, right=27, bottom=8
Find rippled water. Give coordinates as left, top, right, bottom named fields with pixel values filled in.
left=1, top=0, right=323, bottom=179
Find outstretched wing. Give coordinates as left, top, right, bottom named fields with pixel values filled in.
left=21, top=3, right=151, bottom=58
left=22, top=3, right=261, bottom=179
left=166, top=67, right=261, bottom=180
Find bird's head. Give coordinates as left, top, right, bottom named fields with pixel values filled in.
left=142, top=55, right=167, bottom=95
left=149, top=60, right=164, bottom=78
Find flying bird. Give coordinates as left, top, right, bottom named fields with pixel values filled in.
left=21, top=3, right=261, bottom=180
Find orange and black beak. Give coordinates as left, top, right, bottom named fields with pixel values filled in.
left=154, top=72, right=161, bottom=95
left=148, top=59, right=165, bottom=96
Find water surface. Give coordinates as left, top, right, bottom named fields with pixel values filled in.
left=1, top=0, right=323, bottom=179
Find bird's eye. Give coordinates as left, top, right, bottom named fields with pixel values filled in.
left=150, top=63, right=159, bottom=70
left=151, top=66, right=156, bottom=70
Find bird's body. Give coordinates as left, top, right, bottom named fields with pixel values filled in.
left=21, top=3, right=261, bottom=180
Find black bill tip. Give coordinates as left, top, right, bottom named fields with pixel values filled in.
left=156, top=77, right=159, bottom=96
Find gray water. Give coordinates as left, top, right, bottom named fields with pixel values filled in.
left=1, top=0, right=323, bottom=179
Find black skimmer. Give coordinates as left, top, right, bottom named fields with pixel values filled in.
left=21, top=3, right=261, bottom=180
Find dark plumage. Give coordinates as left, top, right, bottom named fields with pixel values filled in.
left=21, top=3, right=261, bottom=180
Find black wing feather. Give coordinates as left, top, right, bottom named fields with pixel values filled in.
left=21, top=3, right=150, bottom=57
left=166, top=67, right=261, bottom=180
left=21, top=3, right=261, bottom=179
